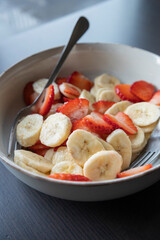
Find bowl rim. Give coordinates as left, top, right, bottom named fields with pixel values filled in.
left=0, top=42, right=160, bottom=186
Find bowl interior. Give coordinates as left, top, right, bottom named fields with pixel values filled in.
left=0, top=43, right=160, bottom=160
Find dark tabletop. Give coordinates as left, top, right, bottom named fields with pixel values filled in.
left=1, top=0, right=160, bottom=239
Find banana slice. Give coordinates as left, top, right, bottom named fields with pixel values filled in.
left=51, top=161, right=83, bottom=175
left=94, top=73, right=120, bottom=89
left=44, top=148, right=54, bottom=162
left=90, top=86, right=96, bottom=96
left=59, top=82, right=81, bottom=99
left=96, top=89, right=120, bottom=102
left=105, top=101, right=132, bottom=115
left=45, top=103, right=63, bottom=118
left=83, top=150, right=122, bottom=181
left=14, top=150, right=53, bottom=173
left=16, top=114, right=43, bottom=147
left=140, top=121, right=158, bottom=133
left=145, top=132, right=152, bottom=141
left=33, top=78, right=61, bottom=100
left=67, top=129, right=105, bottom=166
left=14, top=159, right=47, bottom=176
left=129, top=126, right=145, bottom=151
left=52, top=146, right=76, bottom=165
left=132, top=138, right=147, bottom=154
left=79, top=89, right=95, bottom=110
left=96, top=137, right=114, bottom=150
left=125, top=102, right=160, bottom=127
left=107, top=129, right=132, bottom=170
left=40, top=113, right=72, bottom=147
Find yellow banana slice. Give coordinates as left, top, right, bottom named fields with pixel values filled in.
left=79, top=89, right=95, bottom=110
left=59, top=82, right=81, bottom=99
left=96, top=89, right=120, bottom=102
left=107, top=129, right=132, bottom=170
left=16, top=114, right=43, bottom=147
left=52, top=146, right=76, bottom=165
left=125, top=102, right=160, bottom=127
left=40, top=113, right=72, bottom=147
left=14, top=150, right=53, bottom=173
left=94, top=73, right=120, bottom=89
left=51, top=161, right=83, bottom=175
left=140, top=120, right=158, bottom=133
left=67, top=129, right=105, bottom=166
left=129, top=126, right=145, bottom=151
left=33, top=78, right=61, bottom=100
left=83, top=150, right=122, bottom=181
left=44, top=148, right=54, bottom=162
left=105, top=101, right=132, bottom=115
left=96, top=137, right=114, bottom=150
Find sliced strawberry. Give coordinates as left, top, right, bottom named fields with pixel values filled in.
left=27, top=140, right=50, bottom=151
left=130, top=80, right=155, bottom=101
left=57, top=98, right=89, bottom=122
left=55, top=77, right=67, bottom=85
left=117, top=164, right=152, bottom=178
left=67, top=71, right=93, bottom=91
left=149, top=90, right=160, bottom=106
left=83, top=111, right=114, bottom=136
left=63, top=97, right=73, bottom=103
left=72, top=118, right=93, bottom=133
left=92, top=101, right=115, bottom=114
left=115, top=84, right=141, bottom=103
left=48, top=173, right=91, bottom=181
left=33, top=148, right=49, bottom=157
left=103, top=112, right=137, bottom=135
left=38, top=85, right=54, bottom=116
left=23, top=81, right=34, bottom=105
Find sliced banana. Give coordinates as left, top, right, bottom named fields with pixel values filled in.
left=83, top=150, right=122, bottom=181
left=94, top=73, right=120, bottom=89
left=107, top=129, right=132, bottom=170
left=59, top=82, right=81, bottom=99
left=52, top=146, right=76, bottom=165
left=14, top=159, right=47, bottom=176
left=33, top=78, right=61, bottom=100
left=105, top=101, right=132, bottom=115
left=45, top=103, right=63, bottom=118
left=96, top=137, right=114, bottom=150
left=44, top=148, right=54, bottom=162
left=79, top=89, right=95, bottom=110
left=96, top=89, right=120, bottom=102
left=145, top=132, right=152, bottom=141
left=40, top=113, right=72, bottom=147
left=14, top=150, right=53, bottom=173
left=132, top=138, right=147, bottom=154
left=125, top=102, right=160, bottom=127
left=67, top=129, right=105, bottom=166
left=140, top=121, right=158, bottom=133
left=129, top=126, right=145, bottom=151
left=90, top=86, right=96, bottom=96
left=51, top=161, right=83, bottom=175
left=16, top=114, right=43, bottom=147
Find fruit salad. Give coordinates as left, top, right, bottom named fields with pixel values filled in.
left=14, top=71, right=160, bottom=181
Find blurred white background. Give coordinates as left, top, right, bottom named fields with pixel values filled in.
left=0, top=0, right=105, bottom=41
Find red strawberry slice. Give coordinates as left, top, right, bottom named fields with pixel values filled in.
left=117, top=164, right=152, bottom=178
left=92, top=101, right=115, bottom=114
left=56, top=98, right=89, bottom=122
left=63, top=97, right=73, bottom=103
left=55, top=77, right=67, bottom=85
left=48, top=173, right=91, bottom=181
left=115, top=84, right=141, bottom=103
left=103, top=112, right=137, bottom=135
left=149, top=90, right=160, bottom=106
left=130, top=80, right=155, bottom=101
left=32, top=148, right=49, bottom=157
left=27, top=140, right=50, bottom=151
left=67, top=71, right=93, bottom=91
left=38, top=84, right=54, bottom=116
left=83, top=111, right=114, bottom=136
left=23, top=81, right=34, bottom=105
left=72, top=118, right=94, bottom=133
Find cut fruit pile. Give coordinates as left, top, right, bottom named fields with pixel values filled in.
left=14, top=72, right=160, bottom=181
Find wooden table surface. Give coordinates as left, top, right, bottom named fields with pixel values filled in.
left=1, top=0, right=160, bottom=239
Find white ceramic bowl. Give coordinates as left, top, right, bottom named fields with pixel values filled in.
left=0, top=43, right=160, bottom=201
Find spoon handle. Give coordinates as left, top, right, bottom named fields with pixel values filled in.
left=45, top=16, right=89, bottom=88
